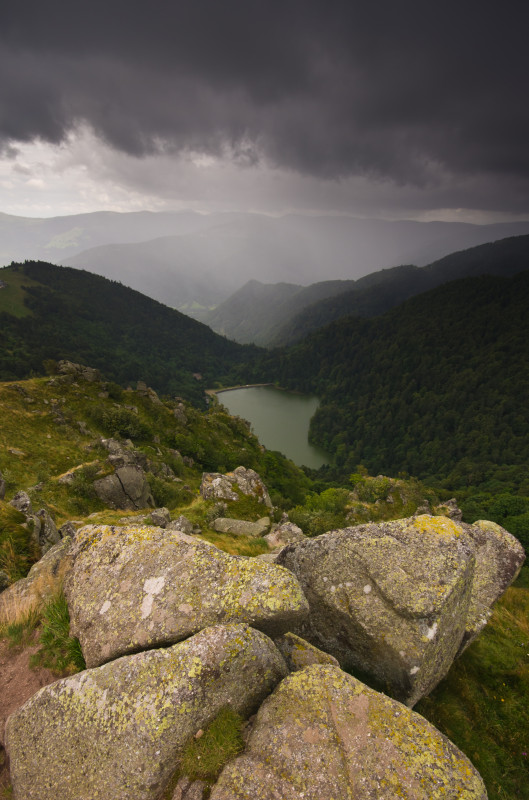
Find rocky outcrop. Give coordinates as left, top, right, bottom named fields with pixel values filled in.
left=57, top=360, right=100, bottom=382
left=213, top=517, right=270, bottom=537
left=136, top=380, right=164, bottom=405
left=93, top=464, right=154, bottom=510
left=436, top=497, right=463, bottom=521
left=9, top=491, right=33, bottom=515
left=459, top=518, right=525, bottom=652
left=0, top=537, right=73, bottom=609
left=169, top=515, right=194, bottom=535
left=210, top=665, right=487, bottom=800
left=200, top=467, right=272, bottom=508
left=265, top=520, right=306, bottom=550
left=9, top=493, right=60, bottom=555
left=276, top=516, right=479, bottom=706
left=34, top=508, right=61, bottom=553
left=6, top=624, right=288, bottom=800
left=149, top=506, right=171, bottom=527
left=64, top=525, right=309, bottom=668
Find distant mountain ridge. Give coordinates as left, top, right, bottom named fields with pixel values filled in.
left=2, top=209, right=529, bottom=315
left=271, top=233, right=529, bottom=346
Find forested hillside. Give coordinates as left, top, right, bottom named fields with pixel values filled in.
left=270, top=234, right=529, bottom=345
left=204, top=278, right=356, bottom=344
left=246, top=271, right=529, bottom=503
left=0, top=262, right=258, bottom=404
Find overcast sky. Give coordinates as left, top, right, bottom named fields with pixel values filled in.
left=1, top=1, right=528, bottom=221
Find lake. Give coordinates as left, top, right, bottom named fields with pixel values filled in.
left=216, top=385, right=332, bottom=469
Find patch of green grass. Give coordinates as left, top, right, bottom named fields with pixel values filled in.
left=226, top=491, right=270, bottom=522
left=30, top=592, right=86, bottom=674
left=0, top=265, right=42, bottom=318
left=179, top=707, right=244, bottom=787
left=198, top=530, right=269, bottom=557
left=416, top=566, right=529, bottom=800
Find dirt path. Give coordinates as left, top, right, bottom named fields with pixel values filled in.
left=0, top=636, right=60, bottom=792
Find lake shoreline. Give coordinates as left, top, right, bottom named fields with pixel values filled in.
left=207, top=383, right=308, bottom=398
left=211, top=384, right=332, bottom=469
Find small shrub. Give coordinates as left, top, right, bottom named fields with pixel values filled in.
left=69, top=464, right=100, bottom=500
left=147, top=474, right=190, bottom=509
left=179, top=707, right=244, bottom=786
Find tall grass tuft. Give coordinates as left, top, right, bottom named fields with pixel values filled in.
left=30, top=592, right=86, bottom=673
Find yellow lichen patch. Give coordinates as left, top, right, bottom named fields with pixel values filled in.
left=411, top=515, right=463, bottom=540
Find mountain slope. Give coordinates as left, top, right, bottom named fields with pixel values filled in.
left=252, top=270, right=529, bottom=488
left=204, top=279, right=357, bottom=345
left=270, top=234, right=529, bottom=345
left=0, top=262, right=258, bottom=404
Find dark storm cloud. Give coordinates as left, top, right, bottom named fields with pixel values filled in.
left=1, top=1, right=529, bottom=207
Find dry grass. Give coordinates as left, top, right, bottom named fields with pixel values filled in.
left=0, top=568, right=67, bottom=634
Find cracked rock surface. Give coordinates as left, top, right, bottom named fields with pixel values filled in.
left=64, top=525, right=309, bottom=668
left=210, top=664, right=487, bottom=800
left=6, top=624, right=287, bottom=800
left=93, top=464, right=154, bottom=510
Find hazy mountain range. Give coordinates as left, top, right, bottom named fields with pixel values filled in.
left=204, top=235, right=529, bottom=345
left=2, top=210, right=529, bottom=315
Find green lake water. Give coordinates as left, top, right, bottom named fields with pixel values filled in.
left=217, top=385, right=332, bottom=469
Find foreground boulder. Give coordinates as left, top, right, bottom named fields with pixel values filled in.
left=65, top=525, right=308, bottom=667
left=7, top=624, right=287, bottom=800
left=200, top=466, right=272, bottom=508
left=459, top=518, right=525, bottom=652
left=277, top=514, right=524, bottom=706
left=277, top=515, right=476, bottom=706
left=210, top=664, right=487, bottom=800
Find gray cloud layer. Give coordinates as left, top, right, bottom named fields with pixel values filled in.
left=1, top=1, right=529, bottom=212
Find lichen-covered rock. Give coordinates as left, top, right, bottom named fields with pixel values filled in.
left=93, top=464, right=154, bottom=510
left=65, top=525, right=309, bottom=667
left=57, top=360, right=100, bottom=382
left=210, top=665, right=487, bottom=800
left=6, top=624, right=288, bottom=800
left=35, top=508, right=61, bottom=553
left=277, top=515, right=476, bottom=706
left=9, top=490, right=33, bottom=515
left=265, top=521, right=306, bottom=550
left=149, top=506, right=171, bottom=527
left=273, top=632, right=339, bottom=672
left=200, top=467, right=272, bottom=508
left=169, top=515, right=194, bottom=535
left=0, top=537, right=73, bottom=609
left=458, top=518, right=525, bottom=652
left=213, top=517, right=270, bottom=537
